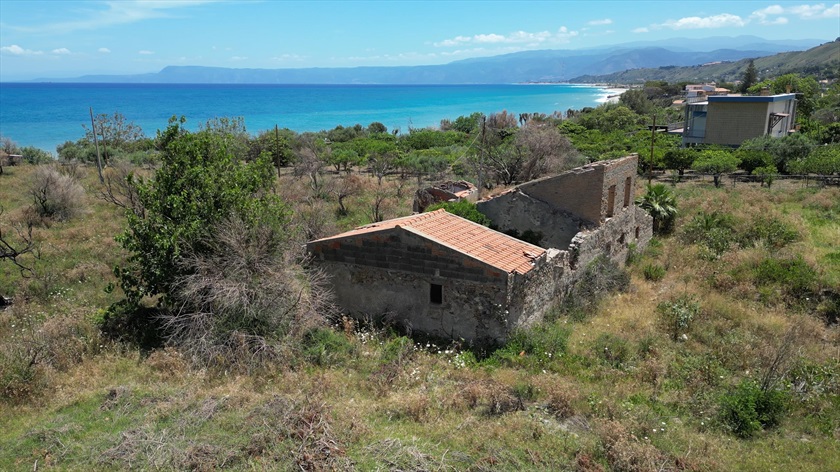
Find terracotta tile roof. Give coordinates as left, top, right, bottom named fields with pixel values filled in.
left=310, top=209, right=545, bottom=274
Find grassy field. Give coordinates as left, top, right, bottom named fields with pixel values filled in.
left=1, top=162, right=838, bottom=471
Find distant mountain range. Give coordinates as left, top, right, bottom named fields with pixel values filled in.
left=32, top=35, right=832, bottom=85
left=572, top=39, right=839, bottom=84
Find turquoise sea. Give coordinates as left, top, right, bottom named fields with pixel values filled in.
left=0, top=83, right=614, bottom=153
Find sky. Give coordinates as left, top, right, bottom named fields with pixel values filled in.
left=0, top=0, right=838, bottom=81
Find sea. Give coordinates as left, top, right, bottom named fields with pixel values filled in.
left=0, top=83, right=618, bottom=153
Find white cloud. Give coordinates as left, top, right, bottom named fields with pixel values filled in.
left=98, top=48, right=111, bottom=53
left=632, top=27, right=649, bottom=33
left=51, top=48, right=71, bottom=55
left=0, top=44, right=43, bottom=55
left=588, top=18, right=613, bottom=26
left=138, top=50, right=154, bottom=55
left=434, top=27, right=577, bottom=48
left=751, top=3, right=839, bottom=23
left=660, top=13, right=746, bottom=30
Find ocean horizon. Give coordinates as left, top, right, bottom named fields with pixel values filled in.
left=0, top=83, right=619, bottom=153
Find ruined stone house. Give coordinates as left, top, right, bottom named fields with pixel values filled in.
left=306, top=154, right=652, bottom=344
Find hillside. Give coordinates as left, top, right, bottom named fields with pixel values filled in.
left=1, top=160, right=839, bottom=470
left=572, top=39, right=840, bottom=84
left=28, top=36, right=829, bottom=84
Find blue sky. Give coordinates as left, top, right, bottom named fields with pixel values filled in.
left=1, top=1, right=838, bottom=81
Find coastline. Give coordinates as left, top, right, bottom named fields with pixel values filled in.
left=1, top=83, right=620, bottom=152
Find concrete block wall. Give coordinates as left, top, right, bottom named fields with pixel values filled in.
left=308, top=229, right=507, bottom=285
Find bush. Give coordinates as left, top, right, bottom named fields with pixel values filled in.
left=740, top=216, right=799, bottom=249
left=719, top=379, right=789, bottom=438
left=488, top=322, right=571, bottom=368
left=426, top=200, right=490, bottom=226
left=657, top=295, right=700, bottom=341
left=642, top=263, right=666, bottom=282
left=593, top=333, right=631, bottom=368
left=302, top=327, right=356, bottom=367
left=28, top=165, right=85, bottom=221
left=682, top=211, right=736, bottom=258
left=754, top=256, right=818, bottom=301
left=561, top=256, right=630, bottom=321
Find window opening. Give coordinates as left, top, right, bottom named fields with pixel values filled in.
left=623, top=177, right=631, bottom=207
left=606, top=185, right=616, bottom=217
left=430, top=283, right=443, bottom=305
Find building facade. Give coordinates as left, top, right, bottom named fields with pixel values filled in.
left=682, top=93, right=797, bottom=147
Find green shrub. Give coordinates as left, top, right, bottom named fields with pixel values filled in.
left=642, top=263, right=666, bottom=282
left=426, top=200, right=490, bottom=226
left=593, top=333, right=630, bottom=368
left=740, top=216, right=800, bottom=249
left=302, top=327, right=356, bottom=367
left=657, top=295, right=701, bottom=341
left=682, top=211, right=737, bottom=258
left=719, top=379, right=789, bottom=438
left=560, top=255, right=630, bottom=322
left=754, top=256, right=818, bottom=301
left=487, top=322, right=571, bottom=369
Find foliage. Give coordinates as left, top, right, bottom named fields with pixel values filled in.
left=19, top=146, right=53, bottom=165
left=83, top=111, right=147, bottom=163
left=662, top=148, right=697, bottom=176
left=739, top=134, right=816, bottom=172
left=681, top=210, right=736, bottom=257
left=642, top=263, right=666, bottom=282
left=657, top=294, right=700, bottom=341
left=752, top=164, right=777, bottom=187
left=719, top=379, right=789, bottom=438
left=787, top=144, right=840, bottom=176
left=636, top=184, right=677, bottom=234
left=441, top=112, right=483, bottom=134
left=301, top=327, right=356, bottom=367
left=735, top=149, right=774, bottom=174
left=113, top=117, right=288, bottom=308
left=740, top=216, right=799, bottom=249
left=425, top=200, right=490, bottom=226
left=749, top=74, right=821, bottom=117
left=28, top=165, right=85, bottom=221
left=558, top=255, right=630, bottom=321
left=692, top=150, right=740, bottom=187
left=753, top=256, right=818, bottom=301
left=739, top=60, right=759, bottom=93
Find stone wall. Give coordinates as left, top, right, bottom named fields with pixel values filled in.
left=316, top=262, right=511, bottom=343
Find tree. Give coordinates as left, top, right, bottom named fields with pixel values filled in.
left=787, top=144, right=840, bottom=176
left=113, top=117, right=289, bottom=308
left=692, top=150, right=741, bottom=187
left=663, top=148, right=698, bottom=177
left=740, top=60, right=758, bottom=93
left=83, top=111, right=145, bottom=163
left=636, top=184, right=678, bottom=234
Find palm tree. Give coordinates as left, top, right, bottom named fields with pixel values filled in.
left=636, top=184, right=678, bottom=234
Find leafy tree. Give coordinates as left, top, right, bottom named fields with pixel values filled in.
left=84, top=111, right=146, bottom=163
left=248, top=127, right=296, bottom=174
left=442, top=112, right=483, bottom=134
left=740, top=134, right=816, bottom=172
left=739, top=60, right=758, bottom=93
left=662, top=148, right=698, bottom=177
left=692, top=150, right=741, bottom=187
left=19, top=146, right=53, bottom=164
left=367, top=121, right=387, bottom=134
left=113, top=117, right=288, bottom=307
left=753, top=164, right=778, bottom=187
left=787, top=144, right=840, bottom=176
left=426, top=200, right=491, bottom=226
left=636, top=184, right=677, bottom=234
left=619, top=89, right=655, bottom=115
left=735, top=149, right=774, bottom=174
left=750, top=74, right=821, bottom=118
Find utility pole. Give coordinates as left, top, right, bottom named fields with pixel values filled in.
left=89, top=107, right=104, bottom=183
left=649, top=114, right=656, bottom=185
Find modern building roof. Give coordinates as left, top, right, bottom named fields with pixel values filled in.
left=707, top=93, right=797, bottom=103
left=310, top=209, right=546, bottom=275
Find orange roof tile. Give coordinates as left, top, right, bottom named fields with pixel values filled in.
left=310, top=209, right=545, bottom=274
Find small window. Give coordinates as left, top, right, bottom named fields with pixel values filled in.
left=430, top=284, right=443, bottom=305
left=635, top=226, right=640, bottom=239
left=606, top=185, right=616, bottom=217
left=623, top=177, right=632, bottom=208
